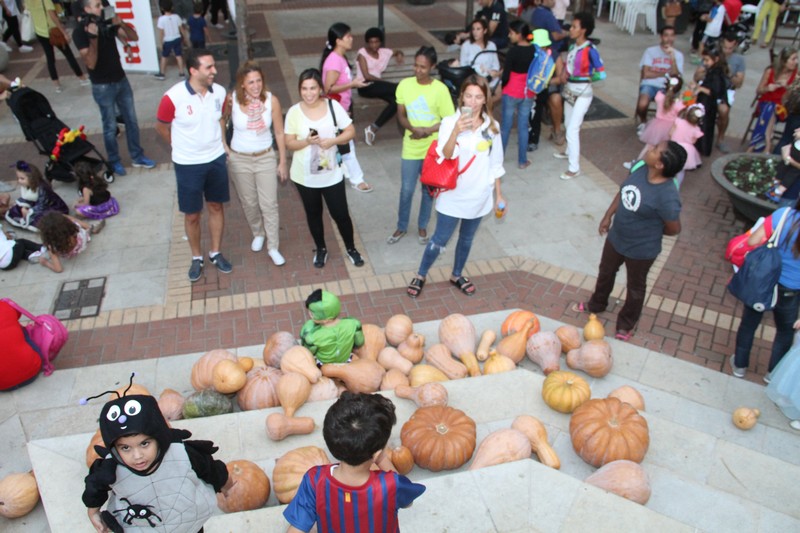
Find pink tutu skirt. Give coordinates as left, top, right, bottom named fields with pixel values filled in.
left=638, top=118, right=674, bottom=145
left=677, top=141, right=702, bottom=170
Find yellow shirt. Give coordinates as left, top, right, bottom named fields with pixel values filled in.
left=29, top=0, right=56, bottom=38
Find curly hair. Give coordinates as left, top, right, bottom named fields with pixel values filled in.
left=37, top=212, right=78, bottom=256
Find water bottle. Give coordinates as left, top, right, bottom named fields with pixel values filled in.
left=495, top=201, right=506, bottom=222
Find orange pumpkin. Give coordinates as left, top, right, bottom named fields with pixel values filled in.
left=191, top=349, right=238, bottom=391
left=570, top=398, right=650, bottom=468
left=0, top=471, right=39, bottom=518
left=400, top=406, right=476, bottom=472
left=389, top=445, right=415, bottom=475
left=500, top=310, right=540, bottom=338
left=216, top=460, right=270, bottom=513
left=212, top=359, right=248, bottom=394
left=236, top=366, right=283, bottom=411
left=272, top=446, right=330, bottom=503
left=85, top=429, right=105, bottom=468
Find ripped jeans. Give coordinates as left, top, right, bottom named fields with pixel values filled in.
left=417, top=213, right=483, bottom=279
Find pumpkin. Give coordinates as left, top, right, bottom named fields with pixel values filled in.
left=732, top=407, right=760, bottom=430
left=482, top=350, right=517, bottom=375
left=380, top=368, right=410, bottom=391
left=496, top=320, right=537, bottom=364
left=373, top=449, right=396, bottom=472
left=280, top=345, right=322, bottom=384
left=216, top=460, right=270, bottom=513
left=541, top=371, right=591, bottom=414
left=394, top=382, right=449, bottom=408
left=424, top=343, right=467, bottom=380
left=585, top=460, right=651, bottom=505
left=476, top=329, right=497, bottom=361
left=273, top=446, right=330, bottom=503
left=408, top=364, right=449, bottom=387
left=266, top=413, right=315, bottom=441
left=385, top=314, right=413, bottom=346
left=277, top=372, right=311, bottom=417
left=555, top=325, right=582, bottom=353
left=397, top=333, right=426, bottom=364
left=110, top=383, right=151, bottom=400
left=389, top=445, right=415, bottom=475
left=400, top=406, right=476, bottom=472
left=377, top=347, right=413, bottom=374
left=353, top=324, right=385, bottom=361
left=526, top=331, right=562, bottom=375
left=212, top=359, right=248, bottom=394
left=263, top=331, right=296, bottom=368
left=321, top=359, right=385, bottom=393
left=85, top=429, right=105, bottom=468
left=570, top=398, right=650, bottom=467
left=468, top=428, right=531, bottom=471
left=607, top=385, right=645, bottom=411
left=584, top=313, right=605, bottom=341
left=501, top=310, right=540, bottom=337
left=238, top=356, right=255, bottom=373
left=183, top=389, right=234, bottom=418
left=308, top=376, right=341, bottom=403
left=157, top=388, right=185, bottom=421
left=566, top=340, right=613, bottom=378
left=191, top=349, right=238, bottom=391
left=236, top=366, right=282, bottom=411
left=0, top=471, right=39, bottom=518
left=511, top=415, right=560, bottom=469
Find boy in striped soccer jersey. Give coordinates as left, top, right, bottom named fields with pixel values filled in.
left=284, top=392, right=426, bottom=533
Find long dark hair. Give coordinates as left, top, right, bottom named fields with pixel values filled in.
left=297, top=68, right=323, bottom=93
left=74, top=160, right=108, bottom=197
left=320, top=22, right=351, bottom=71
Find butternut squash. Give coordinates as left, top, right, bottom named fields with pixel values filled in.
left=354, top=324, right=385, bottom=361
left=476, top=329, right=497, bottom=361
left=380, top=368, right=410, bottom=391
left=566, top=339, right=613, bottom=378
left=424, top=343, right=468, bottom=380
left=321, top=359, right=385, bottom=393
left=511, top=415, right=561, bottom=469
left=408, top=364, right=449, bottom=387
left=377, top=347, right=413, bottom=375
left=394, top=382, right=449, bottom=408
left=265, top=413, right=315, bottom=441
left=584, top=313, right=605, bottom=341
left=276, top=372, right=311, bottom=417
left=468, top=428, right=531, bottom=471
left=280, top=345, right=321, bottom=384
left=525, top=331, right=562, bottom=375
left=397, top=333, right=425, bottom=364
left=585, top=460, right=651, bottom=505
left=496, top=319, right=537, bottom=364
left=555, top=325, right=582, bottom=354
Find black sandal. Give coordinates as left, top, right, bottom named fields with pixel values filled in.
left=407, top=277, right=425, bottom=298
left=450, top=276, right=476, bottom=296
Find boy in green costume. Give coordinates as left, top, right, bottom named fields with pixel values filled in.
left=300, top=289, right=365, bottom=364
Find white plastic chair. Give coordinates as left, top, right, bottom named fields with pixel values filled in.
left=623, top=0, right=658, bottom=36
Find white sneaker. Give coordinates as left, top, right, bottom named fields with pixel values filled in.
left=364, top=125, right=376, bottom=146
left=730, top=354, right=746, bottom=378
left=636, top=123, right=646, bottom=135
left=268, top=248, right=286, bottom=266
left=790, top=420, right=800, bottom=430
left=0, top=42, right=11, bottom=52
left=622, top=160, right=633, bottom=170
left=553, top=151, right=569, bottom=160
left=763, top=371, right=772, bottom=384
left=250, top=236, right=265, bottom=252
left=18, top=45, right=33, bottom=53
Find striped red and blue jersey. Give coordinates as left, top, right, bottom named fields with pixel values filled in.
left=283, top=465, right=426, bottom=533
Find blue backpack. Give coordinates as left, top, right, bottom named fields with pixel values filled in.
left=526, top=44, right=556, bottom=95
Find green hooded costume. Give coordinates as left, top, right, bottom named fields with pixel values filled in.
left=300, top=290, right=364, bottom=364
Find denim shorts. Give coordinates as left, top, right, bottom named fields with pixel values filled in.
left=639, top=84, right=660, bottom=99
left=175, top=154, right=229, bottom=214
left=162, top=38, right=183, bottom=58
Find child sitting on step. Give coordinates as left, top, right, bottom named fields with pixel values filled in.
left=299, top=289, right=364, bottom=365
left=33, top=211, right=104, bottom=273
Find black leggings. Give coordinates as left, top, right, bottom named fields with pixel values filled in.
left=2, top=12, right=21, bottom=47
left=295, top=179, right=355, bottom=251
left=357, top=80, right=398, bottom=129
left=204, top=0, right=229, bottom=24
left=2, top=239, right=41, bottom=270
left=36, top=34, right=84, bottom=81
left=528, top=90, right=550, bottom=145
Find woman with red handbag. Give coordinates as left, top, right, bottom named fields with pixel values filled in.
left=407, top=74, right=505, bottom=298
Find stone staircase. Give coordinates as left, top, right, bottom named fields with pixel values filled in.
left=17, top=312, right=800, bottom=532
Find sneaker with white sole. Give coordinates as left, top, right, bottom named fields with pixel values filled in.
left=790, top=420, right=800, bottom=430
left=763, top=371, right=772, bottom=384
left=560, top=171, right=581, bottom=180
left=313, top=248, right=327, bottom=268
left=132, top=156, right=156, bottom=169
left=28, top=247, right=49, bottom=264
left=188, top=258, right=204, bottom=282
left=553, top=151, right=569, bottom=160
left=730, top=354, right=746, bottom=378
left=364, top=125, right=376, bottom=146
left=209, top=253, right=232, bottom=273
left=268, top=248, right=286, bottom=266
left=346, top=248, right=365, bottom=267
left=251, top=236, right=265, bottom=252
left=19, top=45, right=33, bottom=53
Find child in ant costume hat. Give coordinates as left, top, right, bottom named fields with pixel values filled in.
left=81, top=374, right=231, bottom=533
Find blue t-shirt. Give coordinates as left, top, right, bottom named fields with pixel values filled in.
left=770, top=207, right=800, bottom=289
left=607, top=163, right=682, bottom=260
left=530, top=6, right=564, bottom=54
left=188, top=15, right=206, bottom=43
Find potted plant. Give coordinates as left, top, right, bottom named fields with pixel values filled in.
left=711, top=152, right=780, bottom=221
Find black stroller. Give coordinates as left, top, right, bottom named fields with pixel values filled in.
left=730, top=0, right=760, bottom=54
left=437, top=49, right=503, bottom=103
left=6, top=86, right=115, bottom=183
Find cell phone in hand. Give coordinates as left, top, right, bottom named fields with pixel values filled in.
left=461, top=106, right=472, bottom=118
left=309, top=129, right=318, bottom=137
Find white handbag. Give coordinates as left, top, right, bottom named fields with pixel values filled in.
left=20, top=9, right=35, bottom=43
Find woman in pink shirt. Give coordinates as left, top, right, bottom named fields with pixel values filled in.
left=356, top=27, right=404, bottom=146
left=321, top=22, right=373, bottom=193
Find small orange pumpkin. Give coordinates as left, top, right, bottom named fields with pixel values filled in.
left=0, top=471, right=39, bottom=518
left=570, top=398, right=650, bottom=468
left=85, top=429, right=105, bottom=468
left=216, top=460, right=270, bottom=513
left=500, top=310, right=541, bottom=338
left=191, top=349, right=238, bottom=391
left=157, top=388, right=185, bottom=421
left=212, top=359, right=247, bottom=394
left=400, top=406, right=477, bottom=472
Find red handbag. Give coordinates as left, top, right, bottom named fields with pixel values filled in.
left=725, top=216, right=772, bottom=269
left=419, top=140, right=476, bottom=198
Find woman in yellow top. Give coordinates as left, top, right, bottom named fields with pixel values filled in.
left=28, top=0, right=88, bottom=92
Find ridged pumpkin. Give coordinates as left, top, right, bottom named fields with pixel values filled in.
left=500, top=310, right=540, bottom=338
left=272, top=446, right=330, bottom=503
left=0, top=471, right=39, bottom=518
left=263, top=331, right=296, bottom=368
left=216, top=460, right=270, bottom=513
left=236, top=366, right=282, bottom=411
left=570, top=398, right=650, bottom=467
left=585, top=459, right=651, bottom=505
left=400, top=406, right=476, bottom=472
left=541, top=371, right=591, bottom=414
left=191, top=349, right=238, bottom=391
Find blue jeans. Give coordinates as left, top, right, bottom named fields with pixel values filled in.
left=417, top=213, right=482, bottom=278
left=734, top=285, right=800, bottom=372
left=91, top=78, right=144, bottom=165
left=396, top=158, right=433, bottom=233
left=500, top=94, right=534, bottom=165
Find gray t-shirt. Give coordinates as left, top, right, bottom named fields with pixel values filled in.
left=727, top=53, right=746, bottom=80
left=639, top=45, right=684, bottom=88
left=608, top=164, right=682, bottom=260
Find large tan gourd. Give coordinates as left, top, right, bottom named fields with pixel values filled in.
left=476, top=330, right=497, bottom=361
left=585, top=460, right=651, bottom=505
left=394, top=382, right=449, bottom=407
left=377, top=347, right=413, bottom=374
left=397, top=333, right=426, bottom=364
left=555, top=324, right=582, bottom=353
left=424, top=343, right=468, bottom=379
left=157, top=388, right=185, bottom=421
left=354, top=324, right=385, bottom=361
left=277, top=372, right=311, bottom=417
left=408, top=364, right=449, bottom=387
left=438, top=314, right=480, bottom=376
left=607, top=385, right=645, bottom=411
left=307, top=376, right=340, bottom=403
left=0, top=471, right=39, bottom=518
left=321, top=359, right=385, bottom=393
left=525, top=331, right=562, bottom=374
left=380, top=368, right=410, bottom=391
left=566, top=340, right=613, bottom=378
left=385, top=314, right=413, bottom=346
left=216, top=460, right=270, bottom=512
left=272, top=446, right=330, bottom=503
left=511, top=415, right=560, bottom=469
left=212, top=359, right=247, bottom=394
left=280, top=346, right=322, bottom=384
left=482, top=350, right=517, bottom=375
left=496, top=320, right=537, bottom=364
left=266, top=413, right=315, bottom=441
left=468, top=428, right=531, bottom=470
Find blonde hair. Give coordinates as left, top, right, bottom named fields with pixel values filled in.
left=457, top=75, right=499, bottom=134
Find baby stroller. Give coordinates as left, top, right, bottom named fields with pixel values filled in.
left=6, top=86, right=115, bottom=184
left=730, top=0, right=759, bottom=54
left=437, top=49, right=502, bottom=103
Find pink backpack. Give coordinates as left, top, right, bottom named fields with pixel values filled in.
left=1, top=298, right=68, bottom=376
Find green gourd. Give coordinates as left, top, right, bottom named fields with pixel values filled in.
left=182, top=390, right=233, bottom=418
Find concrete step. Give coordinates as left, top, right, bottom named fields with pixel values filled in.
left=21, top=311, right=800, bottom=532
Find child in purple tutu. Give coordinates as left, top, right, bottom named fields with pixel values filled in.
left=624, top=75, right=685, bottom=169
left=73, top=161, right=119, bottom=220
left=5, top=160, right=68, bottom=232
left=669, top=104, right=705, bottom=188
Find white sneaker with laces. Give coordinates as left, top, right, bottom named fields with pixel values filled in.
left=251, top=236, right=265, bottom=252
left=268, top=249, right=286, bottom=266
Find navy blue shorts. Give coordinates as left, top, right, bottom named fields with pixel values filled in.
left=175, top=154, right=229, bottom=214
left=162, top=38, right=183, bottom=58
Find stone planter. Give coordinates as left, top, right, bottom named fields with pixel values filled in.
left=711, top=152, right=778, bottom=222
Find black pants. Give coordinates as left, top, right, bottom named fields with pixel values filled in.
left=2, top=239, right=41, bottom=270
left=295, top=179, right=355, bottom=251
left=527, top=90, right=550, bottom=145
left=587, top=239, right=656, bottom=332
left=36, top=34, right=84, bottom=81
left=357, top=80, right=398, bottom=129
left=2, top=11, right=21, bottom=47
left=205, top=0, right=229, bottom=24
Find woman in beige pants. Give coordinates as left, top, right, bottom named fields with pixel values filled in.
left=224, top=61, right=288, bottom=266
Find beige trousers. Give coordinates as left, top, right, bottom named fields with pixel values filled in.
left=227, top=150, right=280, bottom=250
